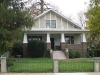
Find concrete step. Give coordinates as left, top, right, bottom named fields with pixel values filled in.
left=53, top=51, right=66, bottom=60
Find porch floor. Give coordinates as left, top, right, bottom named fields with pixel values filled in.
left=53, top=51, right=66, bottom=60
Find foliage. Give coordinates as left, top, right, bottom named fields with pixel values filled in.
left=59, top=58, right=93, bottom=72
left=7, top=58, right=16, bottom=67
left=12, top=40, right=23, bottom=57
left=0, top=0, right=33, bottom=55
left=29, top=0, right=60, bottom=17
left=85, top=0, right=100, bottom=41
left=75, top=51, right=81, bottom=58
left=69, top=49, right=82, bottom=58
left=69, top=49, right=75, bottom=58
left=27, top=40, right=46, bottom=58
left=7, top=58, right=94, bottom=72
left=7, top=58, right=53, bottom=72
left=87, top=48, right=95, bottom=57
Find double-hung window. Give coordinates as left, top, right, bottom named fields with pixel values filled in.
left=65, top=36, right=74, bottom=44
left=27, top=36, right=42, bottom=41
left=46, top=20, right=56, bottom=28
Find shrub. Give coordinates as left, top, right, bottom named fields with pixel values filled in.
left=87, top=48, right=95, bottom=57
left=7, top=58, right=16, bottom=67
left=69, top=49, right=75, bottom=58
left=27, top=40, right=46, bottom=58
left=75, top=51, right=81, bottom=58
left=12, top=40, right=23, bottom=57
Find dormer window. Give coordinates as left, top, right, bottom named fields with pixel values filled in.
left=46, top=20, right=56, bottom=28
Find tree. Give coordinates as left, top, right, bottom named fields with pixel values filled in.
left=77, top=11, right=86, bottom=27
left=85, top=0, right=100, bottom=44
left=29, top=0, right=60, bottom=17
left=0, top=0, right=33, bottom=55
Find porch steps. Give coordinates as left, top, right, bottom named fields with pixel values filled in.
left=53, top=51, right=66, bottom=60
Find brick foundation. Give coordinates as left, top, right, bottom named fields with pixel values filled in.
left=66, top=43, right=87, bottom=57
left=23, top=43, right=28, bottom=57
left=82, top=42, right=87, bottom=57
left=44, top=43, right=51, bottom=57
left=60, top=42, right=65, bottom=50
left=46, top=43, right=51, bottom=50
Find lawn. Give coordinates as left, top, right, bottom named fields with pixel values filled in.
left=7, top=58, right=96, bottom=73
left=59, top=58, right=94, bottom=72
left=7, top=57, right=53, bottom=73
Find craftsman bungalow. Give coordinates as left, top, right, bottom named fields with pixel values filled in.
left=23, top=9, right=89, bottom=57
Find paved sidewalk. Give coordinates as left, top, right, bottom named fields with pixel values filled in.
left=0, top=73, right=100, bottom=75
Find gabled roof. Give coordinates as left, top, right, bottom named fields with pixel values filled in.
left=35, top=9, right=82, bottom=29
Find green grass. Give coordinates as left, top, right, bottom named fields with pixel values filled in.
left=59, top=58, right=94, bottom=72
left=7, top=57, right=53, bottom=73
left=7, top=58, right=96, bottom=72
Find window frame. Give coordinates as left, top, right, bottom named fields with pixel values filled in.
left=65, top=36, right=74, bottom=44
left=27, top=36, right=42, bottom=41
left=45, top=20, right=56, bottom=28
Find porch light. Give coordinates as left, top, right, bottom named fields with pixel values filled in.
left=66, top=48, right=68, bottom=52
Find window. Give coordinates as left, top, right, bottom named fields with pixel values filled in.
left=65, top=36, right=74, bottom=44
left=27, top=36, right=42, bottom=41
left=46, top=20, right=56, bottom=28
left=46, top=20, right=50, bottom=28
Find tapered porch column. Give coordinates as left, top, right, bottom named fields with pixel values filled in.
left=82, top=33, right=86, bottom=42
left=23, top=33, right=28, bottom=57
left=60, top=33, right=66, bottom=50
left=46, top=33, right=51, bottom=50
left=81, top=33, right=87, bottom=57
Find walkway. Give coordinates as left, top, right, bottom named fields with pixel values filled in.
left=0, top=73, right=100, bottom=75
left=53, top=51, right=66, bottom=60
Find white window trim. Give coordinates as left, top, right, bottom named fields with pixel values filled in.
left=45, top=20, right=57, bottom=28
left=65, top=35, right=74, bottom=44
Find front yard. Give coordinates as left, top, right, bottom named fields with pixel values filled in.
left=7, top=58, right=96, bottom=72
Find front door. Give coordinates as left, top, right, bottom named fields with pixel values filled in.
left=50, top=38, right=54, bottom=50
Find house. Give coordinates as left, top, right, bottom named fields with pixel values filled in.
left=23, top=9, right=89, bottom=57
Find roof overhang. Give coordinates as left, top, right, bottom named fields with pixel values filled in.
left=24, top=28, right=89, bottom=34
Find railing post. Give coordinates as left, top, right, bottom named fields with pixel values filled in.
left=1, top=57, right=7, bottom=73
left=93, top=57, right=99, bottom=72
left=53, top=59, right=58, bottom=73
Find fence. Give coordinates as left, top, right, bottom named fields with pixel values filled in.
left=0, top=57, right=100, bottom=73
left=7, top=61, right=53, bottom=73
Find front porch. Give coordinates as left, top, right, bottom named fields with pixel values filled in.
left=23, top=32, right=87, bottom=57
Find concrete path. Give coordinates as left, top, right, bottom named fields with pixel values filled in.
left=53, top=51, right=66, bottom=60
left=0, top=73, right=100, bottom=75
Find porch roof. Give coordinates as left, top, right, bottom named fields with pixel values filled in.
left=25, top=28, right=89, bottom=34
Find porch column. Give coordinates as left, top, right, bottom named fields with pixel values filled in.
left=81, top=33, right=87, bottom=57
left=23, top=33, right=28, bottom=57
left=60, top=33, right=66, bottom=50
left=46, top=33, right=51, bottom=50
left=82, top=33, right=86, bottom=42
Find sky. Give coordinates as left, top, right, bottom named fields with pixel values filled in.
left=45, top=0, right=90, bottom=23
left=25, top=0, right=90, bottom=24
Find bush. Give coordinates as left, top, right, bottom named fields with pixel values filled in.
left=27, top=40, right=46, bottom=58
left=75, top=51, right=81, bottom=58
left=87, top=48, right=95, bottom=57
left=7, top=58, right=16, bottom=67
left=69, top=49, right=75, bottom=58
left=12, top=40, right=23, bottom=57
